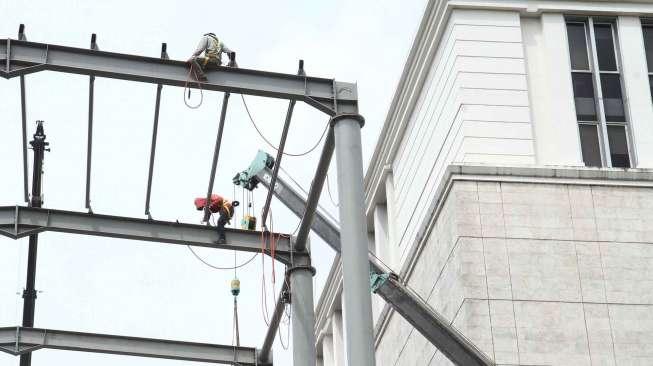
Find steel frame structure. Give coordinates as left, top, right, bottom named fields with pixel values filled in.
left=235, top=152, right=494, bottom=366
left=0, top=24, right=375, bottom=366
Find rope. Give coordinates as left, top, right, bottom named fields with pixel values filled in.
left=186, top=245, right=258, bottom=270
left=241, top=94, right=329, bottom=157
left=183, top=64, right=204, bottom=109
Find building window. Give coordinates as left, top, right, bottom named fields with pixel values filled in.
left=642, top=22, right=653, bottom=99
left=566, top=18, right=631, bottom=168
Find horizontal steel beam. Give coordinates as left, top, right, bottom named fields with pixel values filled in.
left=0, top=206, right=299, bottom=265
left=0, top=39, right=357, bottom=115
left=0, top=326, right=263, bottom=365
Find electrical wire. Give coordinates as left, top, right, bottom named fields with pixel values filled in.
left=241, top=94, right=329, bottom=157
left=186, top=245, right=258, bottom=270
left=325, top=173, right=339, bottom=208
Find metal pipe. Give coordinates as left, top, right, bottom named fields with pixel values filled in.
left=290, top=262, right=316, bottom=365
left=202, top=92, right=230, bottom=223
left=20, top=121, right=48, bottom=366
left=20, top=76, right=28, bottom=203
left=85, top=75, right=94, bottom=211
left=332, top=114, right=375, bottom=365
left=294, top=128, right=334, bottom=251
left=258, top=279, right=289, bottom=363
left=260, top=100, right=295, bottom=227
left=144, top=84, right=163, bottom=217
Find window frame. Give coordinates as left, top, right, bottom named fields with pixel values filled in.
left=641, top=19, right=653, bottom=100
left=566, top=17, right=632, bottom=168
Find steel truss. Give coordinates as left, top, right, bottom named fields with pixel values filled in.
left=0, top=23, right=377, bottom=366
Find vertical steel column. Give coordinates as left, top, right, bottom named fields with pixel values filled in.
left=85, top=34, right=98, bottom=212
left=260, top=60, right=304, bottom=227
left=20, top=121, right=48, bottom=366
left=202, top=92, right=230, bottom=223
left=144, top=43, right=168, bottom=218
left=20, top=76, right=29, bottom=203
left=289, top=257, right=316, bottom=366
left=331, top=113, right=375, bottom=366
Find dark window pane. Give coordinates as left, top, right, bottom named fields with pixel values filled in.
left=644, top=26, right=653, bottom=73
left=594, top=24, right=617, bottom=71
left=607, top=125, right=630, bottom=167
left=579, top=124, right=603, bottom=167
left=572, top=73, right=597, bottom=121
left=600, top=74, right=626, bottom=122
left=649, top=75, right=653, bottom=100
left=567, top=23, right=590, bottom=70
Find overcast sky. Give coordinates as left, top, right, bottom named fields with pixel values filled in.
left=0, top=1, right=425, bottom=365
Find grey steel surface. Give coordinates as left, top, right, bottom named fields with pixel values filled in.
left=259, top=279, right=289, bottom=364
left=0, top=39, right=357, bottom=115
left=0, top=326, right=262, bottom=365
left=144, top=83, right=163, bottom=218
left=19, top=76, right=28, bottom=203
left=85, top=75, right=94, bottom=211
left=202, top=93, right=230, bottom=222
left=256, top=166, right=341, bottom=250
left=375, top=277, right=495, bottom=366
left=0, top=206, right=299, bottom=265
left=290, top=262, right=316, bottom=365
left=260, top=100, right=295, bottom=228
left=294, top=128, right=334, bottom=251
left=332, top=114, right=376, bottom=366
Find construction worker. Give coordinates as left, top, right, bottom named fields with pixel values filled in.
left=188, top=33, right=235, bottom=81
left=194, top=194, right=239, bottom=244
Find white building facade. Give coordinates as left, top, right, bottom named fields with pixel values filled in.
left=316, top=1, right=653, bottom=365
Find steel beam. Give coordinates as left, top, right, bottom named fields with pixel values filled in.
left=0, top=39, right=357, bottom=114
left=374, top=276, right=494, bottom=366
left=144, top=43, right=168, bottom=218
left=256, top=166, right=341, bottom=250
left=85, top=34, right=98, bottom=212
left=0, top=206, right=299, bottom=265
left=0, top=326, right=262, bottom=365
left=144, top=83, right=163, bottom=218
left=19, top=75, right=28, bottom=203
left=294, top=128, right=334, bottom=251
left=260, top=60, right=304, bottom=227
left=202, top=92, right=230, bottom=223
left=258, top=279, right=289, bottom=364
left=85, top=74, right=94, bottom=212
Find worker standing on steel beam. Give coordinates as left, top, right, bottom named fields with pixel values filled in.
left=188, top=33, right=236, bottom=81
left=194, top=194, right=239, bottom=244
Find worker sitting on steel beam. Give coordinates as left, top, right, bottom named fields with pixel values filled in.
left=194, top=194, right=239, bottom=244
left=187, top=33, right=236, bottom=81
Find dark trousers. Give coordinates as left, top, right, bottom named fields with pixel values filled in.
left=216, top=207, right=231, bottom=242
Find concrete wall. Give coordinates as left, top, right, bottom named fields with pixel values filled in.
left=376, top=179, right=653, bottom=365
left=391, top=8, right=535, bottom=267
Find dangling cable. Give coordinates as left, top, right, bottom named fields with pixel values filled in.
left=231, top=262, right=241, bottom=365
left=183, top=65, right=204, bottom=109
left=241, top=94, right=329, bottom=157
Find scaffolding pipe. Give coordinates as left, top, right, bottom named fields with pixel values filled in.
left=332, top=113, right=375, bottom=366
left=202, top=92, right=230, bottom=223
